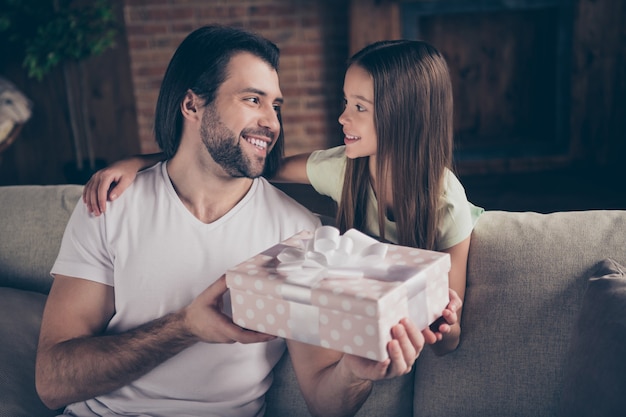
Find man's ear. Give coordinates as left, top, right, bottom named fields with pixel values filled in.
left=181, top=90, right=200, bottom=120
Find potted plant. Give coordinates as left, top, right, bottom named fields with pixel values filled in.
left=0, top=0, right=118, bottom=181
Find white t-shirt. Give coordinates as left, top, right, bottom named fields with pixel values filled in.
left=52, top=162, right=320, bottom=417
left=306, top=146, right=483, bottom=250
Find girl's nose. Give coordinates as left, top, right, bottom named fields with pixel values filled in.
left=338, top=108, right=348, bottom=126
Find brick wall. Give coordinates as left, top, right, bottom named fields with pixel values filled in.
left=122, top=0, right=349, bottom=155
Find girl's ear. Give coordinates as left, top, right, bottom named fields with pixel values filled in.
left=181, top=90, right=200, bottom=120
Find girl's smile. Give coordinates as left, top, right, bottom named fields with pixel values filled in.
left=339, top=64, right=377, bottom=160
left=343, top=133, right=361, bottom=144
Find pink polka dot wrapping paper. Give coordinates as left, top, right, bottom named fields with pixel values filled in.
left=225, top=228, right=450, bottom=361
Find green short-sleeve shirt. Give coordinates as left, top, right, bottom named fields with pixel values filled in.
left=306, top=146, right=483, bottom=250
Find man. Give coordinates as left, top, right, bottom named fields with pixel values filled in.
left=35, top=25, right=424, bottom=417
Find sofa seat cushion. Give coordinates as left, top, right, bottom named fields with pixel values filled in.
left=558, top=258, right=626, bottom=417
left=0, top=287, right=60, bottom=417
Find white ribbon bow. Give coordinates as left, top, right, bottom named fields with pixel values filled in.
left=276, top=226, right=389, bottom=286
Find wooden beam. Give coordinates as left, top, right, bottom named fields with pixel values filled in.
left=349, top=0, right=401, bottom=55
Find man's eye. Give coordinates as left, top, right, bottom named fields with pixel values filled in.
left=246, top=97, right=260, bottom=104
left=273, top=105, right=281, bottom=113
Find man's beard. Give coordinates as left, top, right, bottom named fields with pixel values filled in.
left=200, top=105, right=272, bottom=178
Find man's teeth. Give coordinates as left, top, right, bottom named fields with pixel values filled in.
left=246, top=137, right=267, bottom=149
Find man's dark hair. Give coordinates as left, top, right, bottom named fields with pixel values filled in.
left=155, top=25, right=283, bottom=176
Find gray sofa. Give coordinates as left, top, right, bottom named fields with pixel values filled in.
left=1, top=184, right=625, bottom=417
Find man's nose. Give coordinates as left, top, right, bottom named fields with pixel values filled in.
left=259, top=108, right=280, bottom=138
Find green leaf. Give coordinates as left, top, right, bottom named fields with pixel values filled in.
left=0, top=0, right=118, bottom=79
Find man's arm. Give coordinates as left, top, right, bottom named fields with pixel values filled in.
left=287, top=318, right=424, bottom=417
left=36, top=275, right=273, bottom=410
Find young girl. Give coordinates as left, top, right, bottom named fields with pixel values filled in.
left=82, top=39, right=482, bottom=355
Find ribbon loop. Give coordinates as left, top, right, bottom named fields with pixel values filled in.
left=276, top=226, right=389, bottom=287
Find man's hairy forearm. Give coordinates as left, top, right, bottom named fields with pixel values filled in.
left=36, top=310, right=198, bottom=409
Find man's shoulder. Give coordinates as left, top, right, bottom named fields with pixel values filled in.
left=107, top=162, right=165, bottom=210
left=255, top=178, right=317, bottom=219
left=135, top=161, right=164, bottom=183
left=257, top=178, right=309, bottom=208
left=125, top=162, right=164, bottom=192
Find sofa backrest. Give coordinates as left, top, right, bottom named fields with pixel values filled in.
left=412, top=209, right=626, bottom=417
left=0, top=185, right=83, bottom=294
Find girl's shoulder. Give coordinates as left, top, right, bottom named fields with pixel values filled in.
left=442, top=168, right=466, bottom=197
left=309, top=145, right=346, bottom=164
left=307, top=145, right=347, bottom=177
left=438, top=168, right=484, bottom=249
left=306, top=146, right=347, bottom=201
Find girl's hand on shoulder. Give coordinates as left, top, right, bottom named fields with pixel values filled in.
left=83, top=153, right=165, bottom=216
left=83, top=162, right=139, bottom=216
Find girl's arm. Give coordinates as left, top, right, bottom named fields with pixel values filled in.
left=83, top=153, right=165, bottom=216
left=270, top=152, right=311, bottom=184
left=427, top=235, right=470, bottom=355
left=84, top=151, right=313, bottom=216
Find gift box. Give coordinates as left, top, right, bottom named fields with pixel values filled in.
left=225, top=226, right=450, bottom=361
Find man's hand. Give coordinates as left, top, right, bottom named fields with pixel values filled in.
left=184, top=275, right=276, bottom=344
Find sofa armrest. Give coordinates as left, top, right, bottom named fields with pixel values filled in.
left=0, top=185, right=83, bottom=294
left=0, top=287, right=61, bottom=416
left=412, top=210, right=626, bottom=417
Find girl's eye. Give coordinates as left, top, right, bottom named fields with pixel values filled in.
left=342, top=99, right=366, bottom=112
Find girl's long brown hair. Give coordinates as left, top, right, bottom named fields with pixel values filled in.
left=336, top=40, right=453, bottom=250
